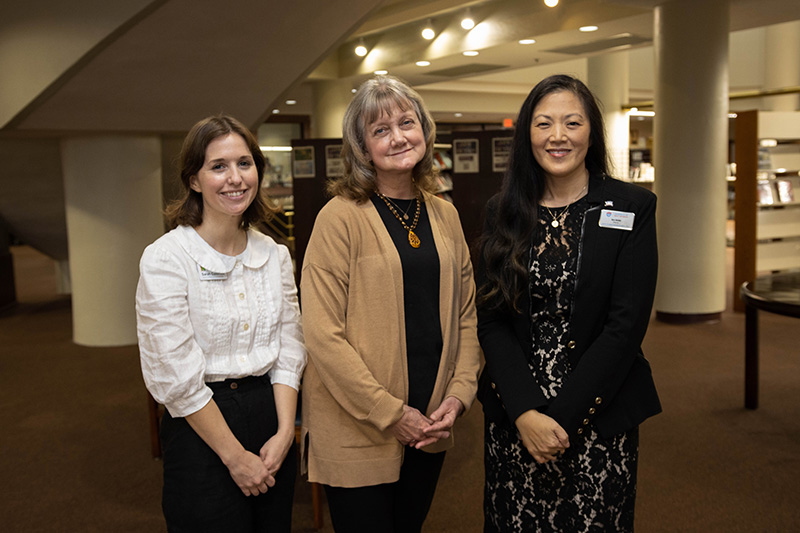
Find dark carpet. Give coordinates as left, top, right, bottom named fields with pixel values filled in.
left=1, top=245, right=798, bottom=532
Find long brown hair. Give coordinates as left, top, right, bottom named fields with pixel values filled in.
left=165, top=114, right=275, bottom=229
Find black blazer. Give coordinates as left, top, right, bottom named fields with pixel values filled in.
left=477, top=174, right=662, bottom=440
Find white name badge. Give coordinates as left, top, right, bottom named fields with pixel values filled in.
left=598, top=209, right=635, bottom=231
left=198, top=264, right=227, bottom=280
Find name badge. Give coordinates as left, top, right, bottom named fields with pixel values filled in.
left=198, top=264, right=227, bottom=280
left=598, top=209, right=635, bottom=231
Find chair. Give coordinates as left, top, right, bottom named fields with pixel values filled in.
left=147, top=393, right=324, bottom=530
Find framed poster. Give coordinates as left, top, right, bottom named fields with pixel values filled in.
left=453, top=138, right=479, bottom=173
left=293, top=146, right=315, bottom=178
left=325, top=144, right=344, bottom=178
left=492, top=137, right=513, bottom=173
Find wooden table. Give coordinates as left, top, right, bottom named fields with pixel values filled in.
left=740, top=271, right=800, bottom=409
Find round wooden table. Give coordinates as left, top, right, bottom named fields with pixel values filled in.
left=739, top=271, right=800, bottom=409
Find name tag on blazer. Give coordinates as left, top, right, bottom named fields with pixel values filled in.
left=598, top=209, right=635, bottom=231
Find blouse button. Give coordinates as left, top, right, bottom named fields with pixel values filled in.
left=588, top=407, right=596, bottom=415
left=577, top=428, right=584, bottom=435
left=567, top=340, right=576, bottom=349
left=239, top=293, right=245, bottom=300
left=243, top=323, right=250, bottom=331
left=594, top=397, right=603, bottom=405
left=230, top=382, right=239, bottom=390
left=582, top=418, right=590, bottom=426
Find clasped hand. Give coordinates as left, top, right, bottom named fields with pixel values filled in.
left=391, top=396, right=464, bottom=449
left=227, top=430, right=293, bottom=497
left=514, top=409, right=570, bottom=464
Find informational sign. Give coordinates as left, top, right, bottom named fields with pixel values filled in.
left=492, top=137, right=513, bottom=173
left=293, top=146, right=315, bottom=178
left=325, top=144, right=344, bottom=178
left=453, top=138, right=479, bottom=173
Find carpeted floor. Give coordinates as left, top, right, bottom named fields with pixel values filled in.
left=1, top=245, right=798, bottom=532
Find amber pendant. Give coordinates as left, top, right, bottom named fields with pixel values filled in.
left=408, top=230, right=421, bottom=248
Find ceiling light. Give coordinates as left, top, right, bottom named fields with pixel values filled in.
left=628, top=108, right=655, bottom=117
left=463, top=50, right=479, bottom=56
left=271, top=109, right=280, bottom=114
left=422, top=19, right=435, bottom=40
left=259, top=146, right=292, bottom=152
left=461, top=9, right=475, bottom=30
left=454, top=113, right=463, bottom=118
left=416, top=60, right=431, bottom=67
left=374, top=69, right=388, bottom=75
left=355, top=39, right=368, bottom=57
left=579, top=25, right=599, bottom=32
left=285, top=100, right=296, bottom=105
left=519, top=39, right=536, bottom=45
left=760, top=139, right=778, bottom=147
left=351, top=88, right=358, bottom=94
left=544, top=0, right=559, bottom=7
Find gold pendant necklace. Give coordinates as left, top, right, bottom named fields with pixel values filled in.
left=376, top=184, right=422, bottom=248
left=542, top=184, right=587, bottom=229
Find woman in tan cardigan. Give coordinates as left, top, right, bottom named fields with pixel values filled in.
left=300, top=75, right=480, bottom=532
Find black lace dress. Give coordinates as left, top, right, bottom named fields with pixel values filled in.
left=484, top=198, right=639, bottom=533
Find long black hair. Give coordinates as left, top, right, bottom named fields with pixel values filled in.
left=478, top=74, right=610, bottom=311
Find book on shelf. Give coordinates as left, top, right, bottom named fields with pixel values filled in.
left=776, top=179, right=795, bottom=203
left=757, top=181, right=775, bottom=205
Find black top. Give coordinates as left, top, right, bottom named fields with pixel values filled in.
left=370, top=194, right=443, bottom=412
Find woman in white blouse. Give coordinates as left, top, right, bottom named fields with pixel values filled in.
left=136, top=114, right=306, bottom=532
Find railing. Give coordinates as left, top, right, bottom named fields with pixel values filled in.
left=261, top=210, right=295, bottom=254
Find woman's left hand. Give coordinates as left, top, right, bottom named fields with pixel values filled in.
left=414, top=396, right=464, bottom=449
left=259, top=429, right=295, bottom=477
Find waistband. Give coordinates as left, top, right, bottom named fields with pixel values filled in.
left=206, top=374, right=270, bottom=394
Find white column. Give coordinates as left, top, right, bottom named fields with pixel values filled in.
left=587, top=51, right=630, bottom=181
left=61, top=136, right=164, bottom=346
left=764, top=20, right=800, bottom=111
left=653, top=0, right=729, bottom=320
left=312, top=80, right=353, bottom=138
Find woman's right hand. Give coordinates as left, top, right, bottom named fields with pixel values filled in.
left=514, top=409, right=570, bottom=464
left=390, top=405, right=434, bottom=446
left=224, top=449, right=276, bottom=496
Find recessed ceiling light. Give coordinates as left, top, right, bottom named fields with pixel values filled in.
left=461, top=9, right=475, bottom=30
left=463, top=50, right=479, bottom=57
left=374, top=70, right=388, bottom=75
left=422, top=19, right=435, bottom=40
left=351, top=88, right=357, bottom=94
left=580, top=25, right=599, bottom=32
left=272, top=109, right=280, bottom=114
left=416, top=60, right=431, bottom=67
left=544, top=0, right=559, bottom=7
left=285, top=100, right=296, bottom=105
left=519, top=39, right=536, bottom=45
left=454, top=113, right=463, bottom=117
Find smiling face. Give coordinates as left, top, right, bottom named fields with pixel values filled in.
left=363, top=103, right=426, bottom=184
left=530, top=90, right=591, bottom=185
left=190, top=133, right=258, bottom=226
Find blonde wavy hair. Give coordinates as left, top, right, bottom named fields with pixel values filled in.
left=327, top=75, right=439, bottom=202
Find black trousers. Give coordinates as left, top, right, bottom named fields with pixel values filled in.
left=324, top=446, right=446, bottom=533
left=160, top=375, right=296, bottom=532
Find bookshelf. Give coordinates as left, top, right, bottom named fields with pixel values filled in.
left=733, top=110, right=800, bottom=311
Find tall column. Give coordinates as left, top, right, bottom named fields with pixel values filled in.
left=653, top=0, right=729, bottom=321
left=588, top=51, right=631, bottom=181
left=312, top=80, right=353, bottom=138
left=61, top=136, right=164, bottom=346
left=764, top=20, right=800, bottom=111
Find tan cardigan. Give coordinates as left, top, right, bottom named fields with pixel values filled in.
left=299, top=193, right=481, bottom=487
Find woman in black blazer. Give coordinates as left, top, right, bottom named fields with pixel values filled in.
left=477, top=74, right=661, bottom=532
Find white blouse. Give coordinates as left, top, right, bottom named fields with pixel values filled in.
left=136, top=225, right=307, bottom=418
